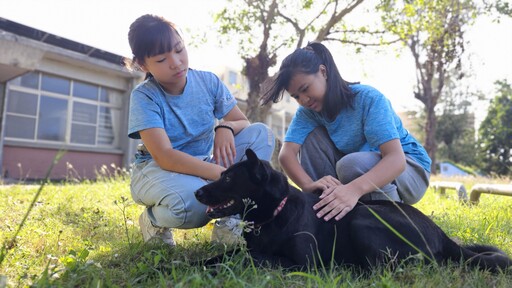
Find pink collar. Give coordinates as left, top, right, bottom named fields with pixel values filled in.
left=273, top=196, right=288, bottom=217
left=251, top=196, right=289, bottom=233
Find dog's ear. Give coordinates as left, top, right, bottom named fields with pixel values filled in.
left=245, top=148, right=258, bottom=162
left=245, top=149, right=260, bottom=171
left=245, top=149, right=270, bottom=183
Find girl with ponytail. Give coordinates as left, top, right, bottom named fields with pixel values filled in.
left=263, top=42, right=431, bottom=221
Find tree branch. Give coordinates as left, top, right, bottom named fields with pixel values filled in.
left=315, top=0, right=365, bottom=41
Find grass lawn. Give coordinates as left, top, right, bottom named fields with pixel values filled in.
left=0, top=175, right=511, bottom=287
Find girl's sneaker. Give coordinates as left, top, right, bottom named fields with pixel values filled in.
left=211, top=215, right=245, bottom=245
left=139, top=210, right=175, bottom=247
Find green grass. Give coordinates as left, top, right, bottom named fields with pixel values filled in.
left=0, top=175, right=511, bottom=287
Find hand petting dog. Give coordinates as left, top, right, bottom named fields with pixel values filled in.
left=314, top=184, right=360, bottom=221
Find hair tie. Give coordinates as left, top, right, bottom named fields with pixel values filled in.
left=303, top=45, right=314, bottom=52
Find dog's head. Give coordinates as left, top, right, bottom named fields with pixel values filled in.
left=195, top=149, right=288, bottom=223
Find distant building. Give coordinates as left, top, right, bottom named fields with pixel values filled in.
left=0, top=18, right=298, bottom=181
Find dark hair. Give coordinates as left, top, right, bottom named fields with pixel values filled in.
left=262, top=42, right=357, bottom=121
left=125, top=14, right=182, bottom=79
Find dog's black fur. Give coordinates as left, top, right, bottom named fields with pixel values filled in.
left=195, top=149, right=511, bottom=272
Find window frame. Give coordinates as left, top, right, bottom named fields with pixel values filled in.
left=4, top=71, right=123, bottom=151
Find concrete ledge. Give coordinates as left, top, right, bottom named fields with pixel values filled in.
left=431, top=181, right=468, bottom=202
left=469, top=184, right=512, bottom=204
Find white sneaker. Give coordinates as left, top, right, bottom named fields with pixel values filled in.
left=211, top=215, right=245, bottom=245
left=139, top=210, right=175, bottom=247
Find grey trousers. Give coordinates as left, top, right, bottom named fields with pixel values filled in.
left=299, top=127, right=430, bottom=204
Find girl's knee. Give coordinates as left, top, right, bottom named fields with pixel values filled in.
left=239, top=122, right=275, bottom=160
left=248, top=122, right=269, bottom=131
left=336, top=152, right=380, bottom=184
left=336, top=154, right=366, bottom=183
left=247, top=122, right=274, bottom=143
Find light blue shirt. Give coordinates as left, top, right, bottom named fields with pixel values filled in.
left=128, top=69, right=236, bottom=162
left=285, top=84, right=431, bottom=173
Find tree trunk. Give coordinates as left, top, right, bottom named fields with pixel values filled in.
left=243, top=51, right=275, bottom=123
left=424, top=102, right=438, bottom=174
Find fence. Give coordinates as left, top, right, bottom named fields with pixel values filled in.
left=430, top=181, right=512, bottom=204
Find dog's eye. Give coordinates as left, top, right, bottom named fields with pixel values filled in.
left=224, top=175, right=231, bottom=183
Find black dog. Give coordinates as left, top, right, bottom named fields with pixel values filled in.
left=195, top=149, right=511, bottom=272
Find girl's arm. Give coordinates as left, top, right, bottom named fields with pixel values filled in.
left=314, top=139, right=406, bottom=221
left=279, top=142, right=340, bottom=193
left=217, top=105, right=250, bottom=134
left=213, top=106, right=250, bottom=167
left=140, top=128, right=225, bottom=180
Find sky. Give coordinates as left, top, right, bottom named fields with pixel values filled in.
left=1, top=0, right=511, bottom=112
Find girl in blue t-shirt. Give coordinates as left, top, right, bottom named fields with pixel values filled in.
left=126, top=14, right=275, bottom=246
left=262, top=42, right=430, bottom=222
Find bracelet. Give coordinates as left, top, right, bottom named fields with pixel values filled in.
left=214, top=124, right=234, bottom=135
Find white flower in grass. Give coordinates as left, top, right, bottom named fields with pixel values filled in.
left=242, top=198, right=257, bottom=209
left=241, top=220, right=255, bottom=233
left=240, top=198, right=258, bottom=233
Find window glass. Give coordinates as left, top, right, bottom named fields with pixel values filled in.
left=41, top=74, right=70, bottom=95
left=98, top=106, right=114, bottom=145
left=99, top=88, right=109, bottom=103
left=37, top=96, right=68, bottom=141
left=10, top=72, right=39, bottom=89
left=5, top=115, right=35, bottom=139
left=99, top=88, right=123, bottom=106
left=73, top=81, right=98, bottom=100
left=5, top=71, right=122, bottom=149
left=228, top=71, right=237, bottom=86
left=71, top=123, right=96, bottom=145
left=6, top=90, right=38, bottom=115
left=73, top=102, right=97, bottom=124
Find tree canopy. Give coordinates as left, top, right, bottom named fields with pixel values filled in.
left=476, top=80, right=512, bottom=177
left=214, top=0, right=369, bottom=122
left=378, top=0, right=478, bottom=173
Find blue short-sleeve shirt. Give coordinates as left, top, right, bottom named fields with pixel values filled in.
left=128, top=69, right=236, bottom=161
left=285, top=84, right=431, bottom=173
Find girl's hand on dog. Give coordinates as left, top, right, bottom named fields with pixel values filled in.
left=303, top=176, right=341, bottom=194
left=313, top=185, right=360, bottom=221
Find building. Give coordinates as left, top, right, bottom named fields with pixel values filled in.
left=0, top=18, right=298, bottom=181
